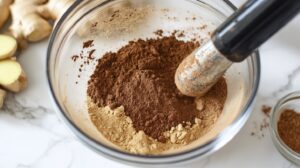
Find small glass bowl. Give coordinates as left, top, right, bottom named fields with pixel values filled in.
left=270, top=91, right=300, bottom=166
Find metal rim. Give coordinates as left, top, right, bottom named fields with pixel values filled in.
left=46, top=0, right=261, bottom=164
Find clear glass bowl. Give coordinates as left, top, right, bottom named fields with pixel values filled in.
left=47, top=0, right=260, bottom=166
left=270, top=91, right=300, bottom=166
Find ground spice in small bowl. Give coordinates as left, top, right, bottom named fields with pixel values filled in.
left=278, top=109, right=300, bottom=154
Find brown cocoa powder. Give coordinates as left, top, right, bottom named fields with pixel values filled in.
left=278, top=109, right=300, bottom=154
left=71, top=40, right=98, bottom=84
left=87, top=35, right=227, bottom=142
left=262, top=105, right=271, bottom=117
left=154, top=29, right=163, bottom=36
left=83, top=40, right=94, bottom=48
left=71, top=55, right=79, bottom=62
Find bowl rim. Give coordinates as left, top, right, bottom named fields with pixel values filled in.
left=46, top=0, right=261, bottom=164
left=270, top=91, right=300, bottom=165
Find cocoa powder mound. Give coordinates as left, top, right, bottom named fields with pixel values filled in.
left=87, top=36, right=226, bottom=142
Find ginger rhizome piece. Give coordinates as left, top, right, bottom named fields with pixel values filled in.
left=0, top=89, right=6, bottom=109
left=0, top=34, right=27, bottom=109
left=0, top=0, right=12, bottom=28
left=0, top=35, right=17, bottom=60
left=0, top=59, right=27, bottom=92
left=9, top=0, right=52, bottom=47
left=0, top=0, right=75, bottom=108
left=39, top=0, right=75, bottom=20
left=8, top=0, right=74, bottom=48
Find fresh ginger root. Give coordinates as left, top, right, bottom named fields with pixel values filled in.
left=0, top=34, right=27, bottom=108
left=0, top=89, right=6, bottom=109
left=0, top=0, right=12, bottom=29
left=38, top=0, right=75, bottom=21
left=8, top=0, right=74, bottom=48
left=9, top=0, right=52, bottom=48
left=0, top=35, right=17, bottom=60
left=0, top=59, right=27, bottom=93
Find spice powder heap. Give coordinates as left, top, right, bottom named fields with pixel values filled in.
left=87, top=35, right=227, bottom=154
left=278, top=109, right=300, bottom=154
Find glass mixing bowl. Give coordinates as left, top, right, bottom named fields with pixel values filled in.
left=47, top=0, right=260, bottom=166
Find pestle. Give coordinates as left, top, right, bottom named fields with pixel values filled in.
left=175, top=0, right=300, bottom=97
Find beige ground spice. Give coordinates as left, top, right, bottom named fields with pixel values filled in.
left=88, top=93, right=225, bottom=154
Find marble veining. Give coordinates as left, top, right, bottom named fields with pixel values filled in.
left=270, top=66, right=300, bottom=98
left=2, top=94, right=53, bottom=120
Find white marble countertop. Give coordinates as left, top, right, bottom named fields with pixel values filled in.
left=1, top=0, right=300, bottom=168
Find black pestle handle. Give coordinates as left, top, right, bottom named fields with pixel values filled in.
left=212, top=0, right=300, bottom=62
